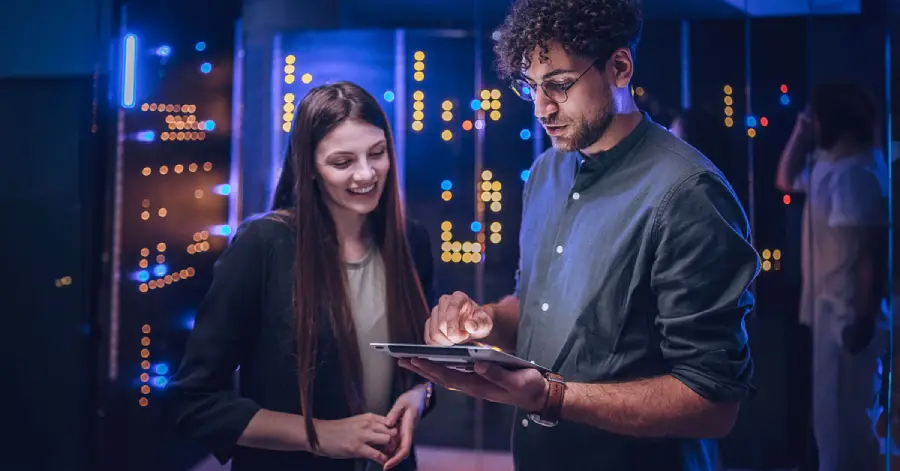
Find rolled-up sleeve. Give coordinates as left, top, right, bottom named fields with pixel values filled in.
left=166, top=219, right=266, bottom=463
left=650, top=171, right=759, bottom=403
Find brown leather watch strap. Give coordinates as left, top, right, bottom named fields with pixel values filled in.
left=541, top=372, right=566, bottom=423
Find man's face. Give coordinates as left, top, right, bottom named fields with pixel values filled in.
left=521, top=41, right=615, bottom=152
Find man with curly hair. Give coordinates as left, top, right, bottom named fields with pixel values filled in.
left=401, top=1, right=759, bottom=469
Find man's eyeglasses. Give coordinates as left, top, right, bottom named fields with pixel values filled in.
left=510, top=58, right=601, bottom=104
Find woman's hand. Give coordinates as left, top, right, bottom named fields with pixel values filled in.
left=312, top=413, right=397, bottom=464
left=382, top=385, right=428, bottom=470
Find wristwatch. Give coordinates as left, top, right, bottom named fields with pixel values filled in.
left=424, top=381, right=434, bottom=407
left=527, top=372, right=566, bottom=427
left=421, top=381, right=435, bottom=413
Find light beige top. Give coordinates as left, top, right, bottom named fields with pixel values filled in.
left=345, top=247, right=394, bottom=415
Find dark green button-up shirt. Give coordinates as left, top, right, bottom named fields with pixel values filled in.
left=512, top=114, right=759, bottom=471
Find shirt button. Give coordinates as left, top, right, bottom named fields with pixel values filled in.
left=541, top=303, right=549, bottom=311
left=572, top=192, right=580, bottom=200
left=556, top=245, right=564, bottom=254
left=521, top=419, right=529, bottom=427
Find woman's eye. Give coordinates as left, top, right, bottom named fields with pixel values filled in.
left=334, top=161, right=351, bottom=168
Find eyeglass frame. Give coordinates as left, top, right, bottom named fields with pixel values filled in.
left=510, top=57, right=604, bottom=104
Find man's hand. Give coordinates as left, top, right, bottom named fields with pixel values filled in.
left=793, top=106, right=812, bottom=137
left=426, top=291, right=494, bottom=345
left=399, top=358, right=547, bottom=412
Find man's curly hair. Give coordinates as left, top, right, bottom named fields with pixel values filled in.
left=493, top=0, right=644, bottom=80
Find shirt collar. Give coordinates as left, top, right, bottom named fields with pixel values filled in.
left=572, top=112, right=653, bottom=177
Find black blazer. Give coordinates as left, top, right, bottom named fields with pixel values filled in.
left=166, top=214, right=436, bottom=471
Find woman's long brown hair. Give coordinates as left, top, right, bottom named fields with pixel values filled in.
left=270, top=82, right=428, bottom=451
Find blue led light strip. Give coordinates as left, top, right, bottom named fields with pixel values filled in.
left=122, top=33, right=138, bottom=108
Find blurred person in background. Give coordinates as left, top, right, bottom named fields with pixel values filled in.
left=776, top=82, right=889, bottom=471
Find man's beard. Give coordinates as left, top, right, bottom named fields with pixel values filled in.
left=550, top=107, right=615, bottom=152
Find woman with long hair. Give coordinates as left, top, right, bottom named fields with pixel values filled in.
left=168, top=81, right=435, bottom=471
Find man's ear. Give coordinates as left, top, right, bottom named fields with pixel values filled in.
left=609, top=48, right=634, bottom=88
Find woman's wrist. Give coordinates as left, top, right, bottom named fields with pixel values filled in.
left=408, top=382, right=432, bottom=415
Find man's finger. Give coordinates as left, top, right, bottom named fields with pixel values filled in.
left=440, top=292, right=466, bottom=337
left=407, top=359, right=509, bottom=399
left=473, top=361, right=519, bottom=390
left=450, top=292, right=476, bottom=340
left=433, top=297, right=461, bottom=345
left=398, top=359, right=437, bottom=383
left=436, top=294, right=452, bottom=334
left=423, top=316, right=432, bottom=344
left=423, top=317, right=435, bottom=344
left=464, top=309, right=493, bottom=338
left=425, top=316, right=455, bottom=346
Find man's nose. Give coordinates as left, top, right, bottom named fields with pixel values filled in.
left=533, top=92, right=558, bottom=120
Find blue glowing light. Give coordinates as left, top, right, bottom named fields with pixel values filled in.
left=152, top=376, right=169, bottom=388
left=156, top=46, right=171, bottom=57
left=520, top=170, right=531, bottom=182
left=182, top=311, right=197, bottom=330
left=780, top=94, right=791, bottom=106
left=214, top=184, right=232, bottom=195
left=520, top=129, right=532, bottom=140
left=154, top=363, right=169, bottom=375
left=470, top=99, right=482, bottom=111
left=136, top=131, right=155, bottom=142
left=200, top=62, right=212, bottom=74
left=440, top=180, right=452, bottom=191
left=137, top=270, right=150, bottom=282
left=746, top=116, right=757, bottom=128
left=213, top=224, right=232, bottom=236
left=121, top=34, right=137, bottom=108
left=154, top=264, right=168, bottom=277
left=523, top=86, right=531, bottom=96
left=195, top=41, right=206, bottom=52
left=203, top=120, right=216, bottom=131
left=384, top=91, right=395, bottom=102
left=470, top=222, right=482, bottom=232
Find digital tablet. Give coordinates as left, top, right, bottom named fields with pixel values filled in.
left=370, top=342, right=551, bottom=374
